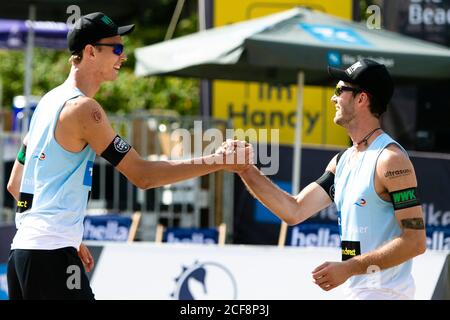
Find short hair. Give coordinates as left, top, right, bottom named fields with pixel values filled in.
left=69, top=51, right=83, bottom=64
left=352, top=90, right=386, bottom=118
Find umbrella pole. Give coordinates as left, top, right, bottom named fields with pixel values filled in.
left=278, top=71, right=304, bottom=247
left=23, top=4, right=36, bottom=138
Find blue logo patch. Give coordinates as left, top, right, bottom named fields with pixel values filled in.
left=300, top=23, right=371, bottom=47
left=327, top=51, right=341, bottom=67
left=83, top=161, right=94, bottom=187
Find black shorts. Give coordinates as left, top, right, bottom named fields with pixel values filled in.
left=7, top=247, right=95, bottom=300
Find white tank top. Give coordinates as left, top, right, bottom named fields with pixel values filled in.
left=12, top=82, right=96, bottom=250
left=334, top=133, right=415, bottom=298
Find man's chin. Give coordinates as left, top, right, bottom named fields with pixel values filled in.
left=334, top=117, right=345, bottom=126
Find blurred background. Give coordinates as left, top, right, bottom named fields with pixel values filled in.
left=0, top=0, right=449, bottom=300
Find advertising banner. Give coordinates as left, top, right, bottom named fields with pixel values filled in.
left=83, top=214, right=133, bottom=242
left=88, top=242, right=449, bottom=300
left=381, top=0, right=450, bottom=153
left=383, top=0, right=450, bottom=47
left=163, top=227, right=219, bottom=244
left=211, top=0, right=352, bottom=146
left=0, top=264, right=7, bottom=300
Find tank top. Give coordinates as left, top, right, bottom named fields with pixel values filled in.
left=334, top=133, right=415, bottom=297
left=11, top=82, right=96, bottom=250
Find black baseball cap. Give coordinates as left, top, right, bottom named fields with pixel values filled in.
left=67, top=12, right=135, bottom=54
left=328, top=58, right=394, bottom=109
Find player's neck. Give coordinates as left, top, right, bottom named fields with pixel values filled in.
left=348, top=120, right=382, bottom=151
left=66, top=65, right=101, bottom=98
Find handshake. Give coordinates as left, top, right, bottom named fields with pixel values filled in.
left=214, top=139, right=254, bottom=173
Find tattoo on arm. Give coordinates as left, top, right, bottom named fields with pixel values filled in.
left=91, top=107, right=102, bottom=124
left=384, top=168, right=412, bottom=179
left=401, top=218, right=425, bottom=230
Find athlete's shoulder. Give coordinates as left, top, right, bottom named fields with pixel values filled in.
left=64, top=96, right=105, bottom=120
left=378, top=143, right=410, bottom=168
left=377, top=143, right=417, bottom=188
left=66, top=96, right=101, bottom=110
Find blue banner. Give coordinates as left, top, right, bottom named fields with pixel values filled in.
left=286, top=223, right=340, bottom=247
left=164, top=227, right=219, bottom=244
left=83, top=215, right=132, bottom=241
left=0, top=264, right=8, bottom=300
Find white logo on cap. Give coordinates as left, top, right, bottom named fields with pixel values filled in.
left=345, top=61, right=363, bottom=75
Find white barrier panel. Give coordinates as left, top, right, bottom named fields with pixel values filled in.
left=87, top=242, right=449, bottom=300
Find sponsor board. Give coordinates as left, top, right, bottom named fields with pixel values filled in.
left=0, top=264, right=8, bottom=300
left=164, top=228, right=219, bottom=245
left=284, top=216, right=450, bottom=251
left=83, top=215, right=132, bottom=241
left=88, top=242, right=448, bottom=299
left=287, top=223, right=340, bottom=247
left=426, top=227, right=450, bottom=251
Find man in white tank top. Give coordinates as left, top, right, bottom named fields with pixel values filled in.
left=230, top=59, right=426, bottom=299
left=6, top=12, right=252, bottom=300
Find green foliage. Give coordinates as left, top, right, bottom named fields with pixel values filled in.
left=0, top=7, right=200, bottom=116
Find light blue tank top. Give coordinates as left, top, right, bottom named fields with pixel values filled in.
left=11, top=82, right=96, bottom=250
left=334, top=133, right=414, bottom=294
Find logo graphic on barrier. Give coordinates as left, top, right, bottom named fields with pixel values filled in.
left=171, top=261, right=237, bottom=300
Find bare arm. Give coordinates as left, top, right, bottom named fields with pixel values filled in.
left=238, top=155, right=339, bottom=225
left=74, top=98, right=249, bottom=189
left=7, top=160, right=23, bottom=201
left=346, top=145, right=426, bottom=275
left=7, top=135, right=28, bottom=201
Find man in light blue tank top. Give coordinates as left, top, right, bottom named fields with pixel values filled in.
left=233, top=59, right=426, bottom=299
left=6, top=12, right=252, bottom=300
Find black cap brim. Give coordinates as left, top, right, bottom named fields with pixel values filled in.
left=118, top=24, right=135, bottom=36
left=328, top=66, right=353, bottom=83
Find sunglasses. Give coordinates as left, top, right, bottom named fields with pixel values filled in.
left=94, top=43, right=124, bottom=56
left=334, top=85, right=361, bottom=97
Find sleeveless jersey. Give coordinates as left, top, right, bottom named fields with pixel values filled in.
left=334, top=133, right=414, bottom=296
left=12, top=83, right=96, bottom=250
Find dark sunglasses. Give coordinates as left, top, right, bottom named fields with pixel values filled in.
left=334, top=85, right=361, bottom=97
left=94, top=43, right=124, bottom=56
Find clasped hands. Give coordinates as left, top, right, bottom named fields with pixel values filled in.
left=215, top=139, right=254, bottom=173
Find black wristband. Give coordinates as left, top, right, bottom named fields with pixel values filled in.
left=101, top=135, right=131, bottom=167
left=316, top=171, right=335, bottom=200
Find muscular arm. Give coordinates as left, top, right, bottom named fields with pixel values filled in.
left=346, top=145, right=426, bottom=276
left=72, top=98, right=246, bottom=189
left=238, top=155, right=339, bottom=225
left=7, top=135, right=28, bottom=201
left=7, top=160, right=23, bottom=201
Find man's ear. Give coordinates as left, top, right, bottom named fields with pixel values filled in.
left=84, top=44, right=96, bottom=59
left=359, top=91, right=369, bottom=104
